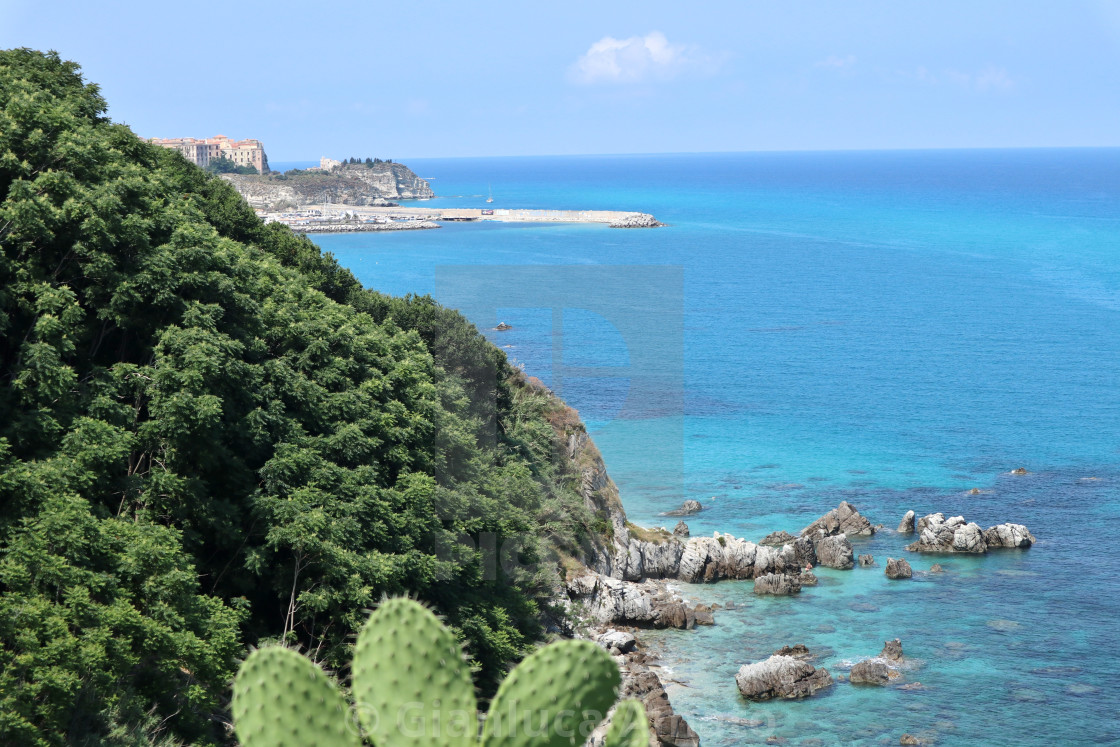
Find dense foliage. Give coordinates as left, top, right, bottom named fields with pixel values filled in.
left=205, top=155, right=260, bottom=175
left=0, top=49, right=599, bottom=746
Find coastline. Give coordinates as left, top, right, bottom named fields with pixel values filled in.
left=288, top=220, right=441, bottom=233
left=261, top=204, right=663, bottom=232
left=312, top=148, right=1120, bottom=747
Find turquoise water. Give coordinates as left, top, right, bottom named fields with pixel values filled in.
left=313, top=150, right=1120, bottom=745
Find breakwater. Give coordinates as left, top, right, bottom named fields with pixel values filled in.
left=262, top=204, right=662, bottom=232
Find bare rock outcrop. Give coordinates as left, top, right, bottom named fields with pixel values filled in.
left=609, top=212, right=664, bottom=228
left=885, top=557, right=913, bottom=579
left=801, top=501, right=875, bottom=537
left=849, top=659, right=891, bottom=685
left=678, top=533, right=802, bottom=583
left=223, top=162, right=433, bottom=208
left=898, top=510, right=916, bottom=533
left=880, top=638, right=904, bottom=661
left=753, top=573, right=802, bottom=595
left=615, top=535, right=686, bottom=582
left=759, top=530, right=797, bottom=547
left=568, top=574, right=694, bottom=629
left=673, top=520, right=690, bottom=537
left=618, top=664, right=700, bottom=746
left=594, top=630, right=637, bottom=655
left=774, top=644, right=813, bottom=660
left=693, top=604, right=715, bottom=626
left=907, top=513, right=1034, bottom=554
left=587, top=632, right=700, bottom=747
left=982, top=523, right=1036, bottom=548
left=665, top=499, right=703, bottom=517
left=735, top=655, right=834, bottom=700
left=858, top=553, right=875, bottom=567
left=812, top=534, right=855, bottom=569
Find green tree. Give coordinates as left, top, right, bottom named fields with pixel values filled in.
left=205, top=155, right=257, bottom=175
left=0, top=47, right=608, bottom=745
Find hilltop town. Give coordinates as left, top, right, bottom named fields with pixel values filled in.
left=150, top=134, right=268, bottom=173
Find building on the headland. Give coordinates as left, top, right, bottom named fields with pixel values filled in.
left=319, top=156, right=341, bottom=171
left=149, top=135, right=268, bottom=173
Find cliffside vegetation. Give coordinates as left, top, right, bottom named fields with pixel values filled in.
left=0, top=48, right=602, bottom=746
left=205, top=155, right=261, bottom=176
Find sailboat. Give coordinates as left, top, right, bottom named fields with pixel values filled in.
left=486, top=184, right=493, bottom=203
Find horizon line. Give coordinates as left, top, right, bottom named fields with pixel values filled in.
left=268, top=144, right=1120, bottom=163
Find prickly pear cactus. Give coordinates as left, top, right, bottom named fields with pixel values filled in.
left=231, top=598, right=630, bottom=747
left=232, top=645, right=360, bottom=747
left=351, top=597, right=478, bottom=747
left=481, top=639, right=620, bottom=747
left=603, top=700, right=650, bottom=747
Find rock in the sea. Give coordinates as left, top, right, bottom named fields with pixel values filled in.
left=754, top=573, right=802, bottom=595
left=885, top=558, right=913, bottom=579
left=880, top=639, right=904, bottom=661
left=792, top=534, right=818, bottom=568
left=774, top=643, right=812, bottom=659
left=693, top=604, right=715, bottom=625
left=907, top=514, right=985, bottom=553
left=673, top=520, right=690, bottom=537
left=813, top=534, right=855, bottom=569
left=929, top=563, right=943, bottom=573
left=898, top=510, right=916, bottom=534
left=799, top=569, right=819, bottom=586
left=907, top=513, right=1034, bottom=554
left=676, top=533, right=802, bottom=583
left=760, top=530, right=798, bottom=547
left=801, top=501, right=875, bottom=537
left=859, top=553, right=875, bottom=567
left=609, top=212, right=664, bottom=228
left=666, top=499, right=703, bottom=516
left=982, top=523, right=1035, bottom=549
left=900, top=734, right=921, bottom=746
left=849, top=659, right=891, bottom=685
left=735, top=655, right=833, bottom=700
left=915, top=512, right=944, bottom=534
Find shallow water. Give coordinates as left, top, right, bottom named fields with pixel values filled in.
left=314, top=149, right=1120, bottom=745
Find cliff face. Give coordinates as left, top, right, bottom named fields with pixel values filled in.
left=548, top=403, right=701, bottom=746
left=222, top=162, right=434, bottom=208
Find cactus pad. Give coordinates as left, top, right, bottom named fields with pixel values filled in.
left=481, top=639, right=620, bottom=747
left=351, top=597, right=478, bottom=747
left=603, top=700, right=650, bottom=747
left=232, top=645, right=360, bottom=747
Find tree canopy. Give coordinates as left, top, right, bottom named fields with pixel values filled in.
left=0, top=48, right=602, bottom=746
left=205, top=155, right=259, bottom=175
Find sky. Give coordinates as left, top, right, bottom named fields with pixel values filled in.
left=3, top=1, right=1120, bottom=159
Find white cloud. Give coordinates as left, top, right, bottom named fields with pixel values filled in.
left=899, top=65, right=1014, bottom=92
left=570, top=31, right=715, bottom=84
left=816, top=54, right=857, bottom=69
left=973, top=66, right=1014, bottom=92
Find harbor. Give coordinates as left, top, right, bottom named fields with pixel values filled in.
left=257, top=204, right=663, bottom=232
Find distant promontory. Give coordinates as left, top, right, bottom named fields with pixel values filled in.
left=222, top=160, right=434, bottom=209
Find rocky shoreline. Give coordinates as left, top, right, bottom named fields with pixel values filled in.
left=223, top=161, right=434, bottom=209
left=557, top=411, right=1037, bottom=745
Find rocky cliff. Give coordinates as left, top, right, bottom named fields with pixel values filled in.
left=222, top=162, right=434, bottom=209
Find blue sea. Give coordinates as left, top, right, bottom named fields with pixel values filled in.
left=312, top=150, right=1120, bottom=746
